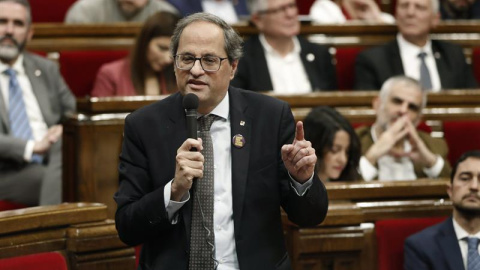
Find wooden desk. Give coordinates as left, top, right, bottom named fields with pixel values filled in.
left=28, top=22, right=480, bottom=52
left=0, top=203, right=134, bottom=270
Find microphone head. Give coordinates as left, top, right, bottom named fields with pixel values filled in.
left=183, top=93, right=199, bottom=110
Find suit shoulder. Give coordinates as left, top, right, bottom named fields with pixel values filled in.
left=297, top=36, right=330, bottom=52
left=127, top=92, right=180, bottom=122
left=231, top=87, right=288, bottom=108
left=406, top=219, right=447, bottom=245
left=24, top=53, right=58, bottom=69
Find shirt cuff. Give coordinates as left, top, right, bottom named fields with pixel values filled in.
left=289, top=172, right=313, bottom=196
left=359, top=156, right=378, bottom=181
left=423, top=155, right=444, bottom=178
left=164, top=179, right=190, bottom=224
left=24, top=140, right=35, bottom=161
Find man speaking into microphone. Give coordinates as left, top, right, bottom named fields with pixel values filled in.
left=114, top=12, right=328, bottom=270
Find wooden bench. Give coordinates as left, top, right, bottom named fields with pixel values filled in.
left=0, top=202, right=135, bottom=270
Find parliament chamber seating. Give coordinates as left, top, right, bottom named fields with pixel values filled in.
left=30, top=0, right=77, bottom=23
left=472, top=48, right=480, bottom=86
left=0, top=200, right=27, bottom=212
left=443, top=120, right=480, bottom=165
left=59, top=50, right=129, bottom=97
left=0, top=203, right=135, bottom=270
left=332, top=47, right=364, bottom=90
left=375, top=217, right=447, bottom=270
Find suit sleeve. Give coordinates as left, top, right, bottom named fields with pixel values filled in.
left=354, top=51, right=381, bottom=90
left=404, top=237, right=431, bottom=270
left=114, top=114, right=173, bottom=246
left=278, top=102, right=328, bottom=227
left=421, top=133, right=451, bottom=178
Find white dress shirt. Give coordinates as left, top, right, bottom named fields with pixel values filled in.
left=163, top=92, right=313, bottom=269
left=452, top=218, right=480, bottom=270
left=259, top=34, right=312, bottom=94
left=359, top=125, right=444, bottom=181
left=202, top=0, right=239, bottom=24
left=0, top=55, right=48, bottom=161
left=397, top=34, right=442, bottom=92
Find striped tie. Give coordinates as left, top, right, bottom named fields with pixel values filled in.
left=418, top=52, right=432, bottom=90
left=467, top=237, right=480, bottom=270
left=5, top=68, right=43, bottom=164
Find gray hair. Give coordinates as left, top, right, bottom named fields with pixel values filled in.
left=170, top=12, right=243, bottom=63
left=0, top=0, right=31, bottom=25
left=246, top=0, right=269, bottom=14
left=379, top=75, right=428, bottom=110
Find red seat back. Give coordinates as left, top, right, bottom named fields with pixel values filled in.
left=375, top=217, right=447, bottom=270
left=0, top=200, right=27, bottom=211
left=59, top=50, right=129, bottom=98
left=0, top=252, right=67, bottom=270
left=334, top=47, right=364, bottom=90
left=296, top=0, right=316, bottom=15
left=30, top=0, right=77, bottom=23
left=443, top=121, right=480, bottom=166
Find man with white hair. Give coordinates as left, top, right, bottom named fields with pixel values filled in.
left=231, top=0, right=337, bottom=93
left=65, top=0, right=178, bottom=24
left=356, top=76, right=451, bottom=181
left=354, top=0, right=477, bottom=91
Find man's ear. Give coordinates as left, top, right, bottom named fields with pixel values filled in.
left=446, top=182, right=453, bottom=200
left=250, top=13, right=263, bottom=31
left=230, top=59, right=238, bottom=80
left=372, top=96, right=380, bottom=111
left=430, top=12, right=440, bottom=29
left=26, top=26, right=34, bottom=43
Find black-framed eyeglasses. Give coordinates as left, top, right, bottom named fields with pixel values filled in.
left=174, top=54, right=228, bottom=72
left=257, top=2, right=297, bottom=15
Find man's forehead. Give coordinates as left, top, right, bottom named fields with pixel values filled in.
left=0, top=2, right=28, bottom=20
left=389, top=85, right=422, bottom=103
left=397, top=0, right=431, bottom=7
left=457, top=157, right=480, bottom=172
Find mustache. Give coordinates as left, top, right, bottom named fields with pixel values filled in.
left=462, top=193, right=480, bottom=200
left=0, top=36, right=20, bottom=48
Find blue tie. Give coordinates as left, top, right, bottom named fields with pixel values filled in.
left=5, top=68, right=43, bottom=164
left=418, top=52, right=432, bottom=90
left=467, top=237, right=480, bottom=270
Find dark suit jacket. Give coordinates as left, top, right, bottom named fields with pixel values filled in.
left=354, top=38, right=478, bottom=90
left=356, top=126, right=451, bottom=179
left=0, top=52, right=76, bottom=205
left=231, top=35, right=337, bottom=92
left=114, top=87, right=328, bottom=270
left=166, top=0, right=249, bottom=16
left=404, top=217, right=464, bottom=270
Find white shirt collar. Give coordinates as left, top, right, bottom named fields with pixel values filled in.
left=397, top=33, right=433, bottom=57
left=258, top=34, right=301, bottom=58
left=453, top=217, right=480, bottom=241
left=199, top=91, right=230, bottom=121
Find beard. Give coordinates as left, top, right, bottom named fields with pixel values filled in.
left=0, top=36, right=25, bottom=62
left=454, top=202, right=480, bottom=218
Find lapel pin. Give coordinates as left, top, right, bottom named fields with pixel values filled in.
left=232, top=134, right=245, bottom=148
left=34, top=70, right=41, bottom=77
left=306, top=53, right=315, bottom=62
left=240, top=120, right=245, bottom=126
left=434, top=52, right=441, bottom=59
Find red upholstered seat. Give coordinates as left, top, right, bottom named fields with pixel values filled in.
left=30, top=0, right=77, bottom=23
left=0, top=252, right=67, bottom=270
left=297, top=0, right=316, bottom=15
left=375, top=217, right=447, bottom=270
left=59, top=50, right=129, bottom=98
left=0, top=200, right=27, bottom=211
left=443, top=121, right=480, bottom=166
left=334, top=47, right=364, bottom=90
left=472, top=48, right=480, bottom=85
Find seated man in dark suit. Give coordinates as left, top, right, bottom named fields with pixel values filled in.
left=166, top=0, right=249, bottom=24
left=231, top=0, right=337, bottom=93
left=356, top=76, right=451, bottom=181
left=405, top=150, right=480, bottom=270
left=354, top=0, right=478, bottom=91
left=0, top=0, right=76, bottom=206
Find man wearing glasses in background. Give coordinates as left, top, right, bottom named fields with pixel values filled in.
left=114, top=12, right=328, bottom=270
left=231, top=0, right=337, bottom=93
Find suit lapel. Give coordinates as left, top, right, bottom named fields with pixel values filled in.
left=298, top=37, right=318, bottom=90
left=390, top=40, right=405, bottom=75
left=432, top=41, right=449, bottom=88
left=23, top=53, right=53, bottom=126
left=0, top=82, right=8, bottom=131
left=437, top=218, right=464, bottom=270
left=228, top=88, right=252, bottom=237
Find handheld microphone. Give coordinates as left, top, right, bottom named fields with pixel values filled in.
left=183, top=93, right=199, bottom=140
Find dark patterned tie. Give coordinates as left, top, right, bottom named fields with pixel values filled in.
left=4, top=69, right=43, bottom=164
left=189, top=114, right=217, bottom=270
left=418, top=52, right=432, bottom=90
left=467, top=237, right=480, bottom=270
